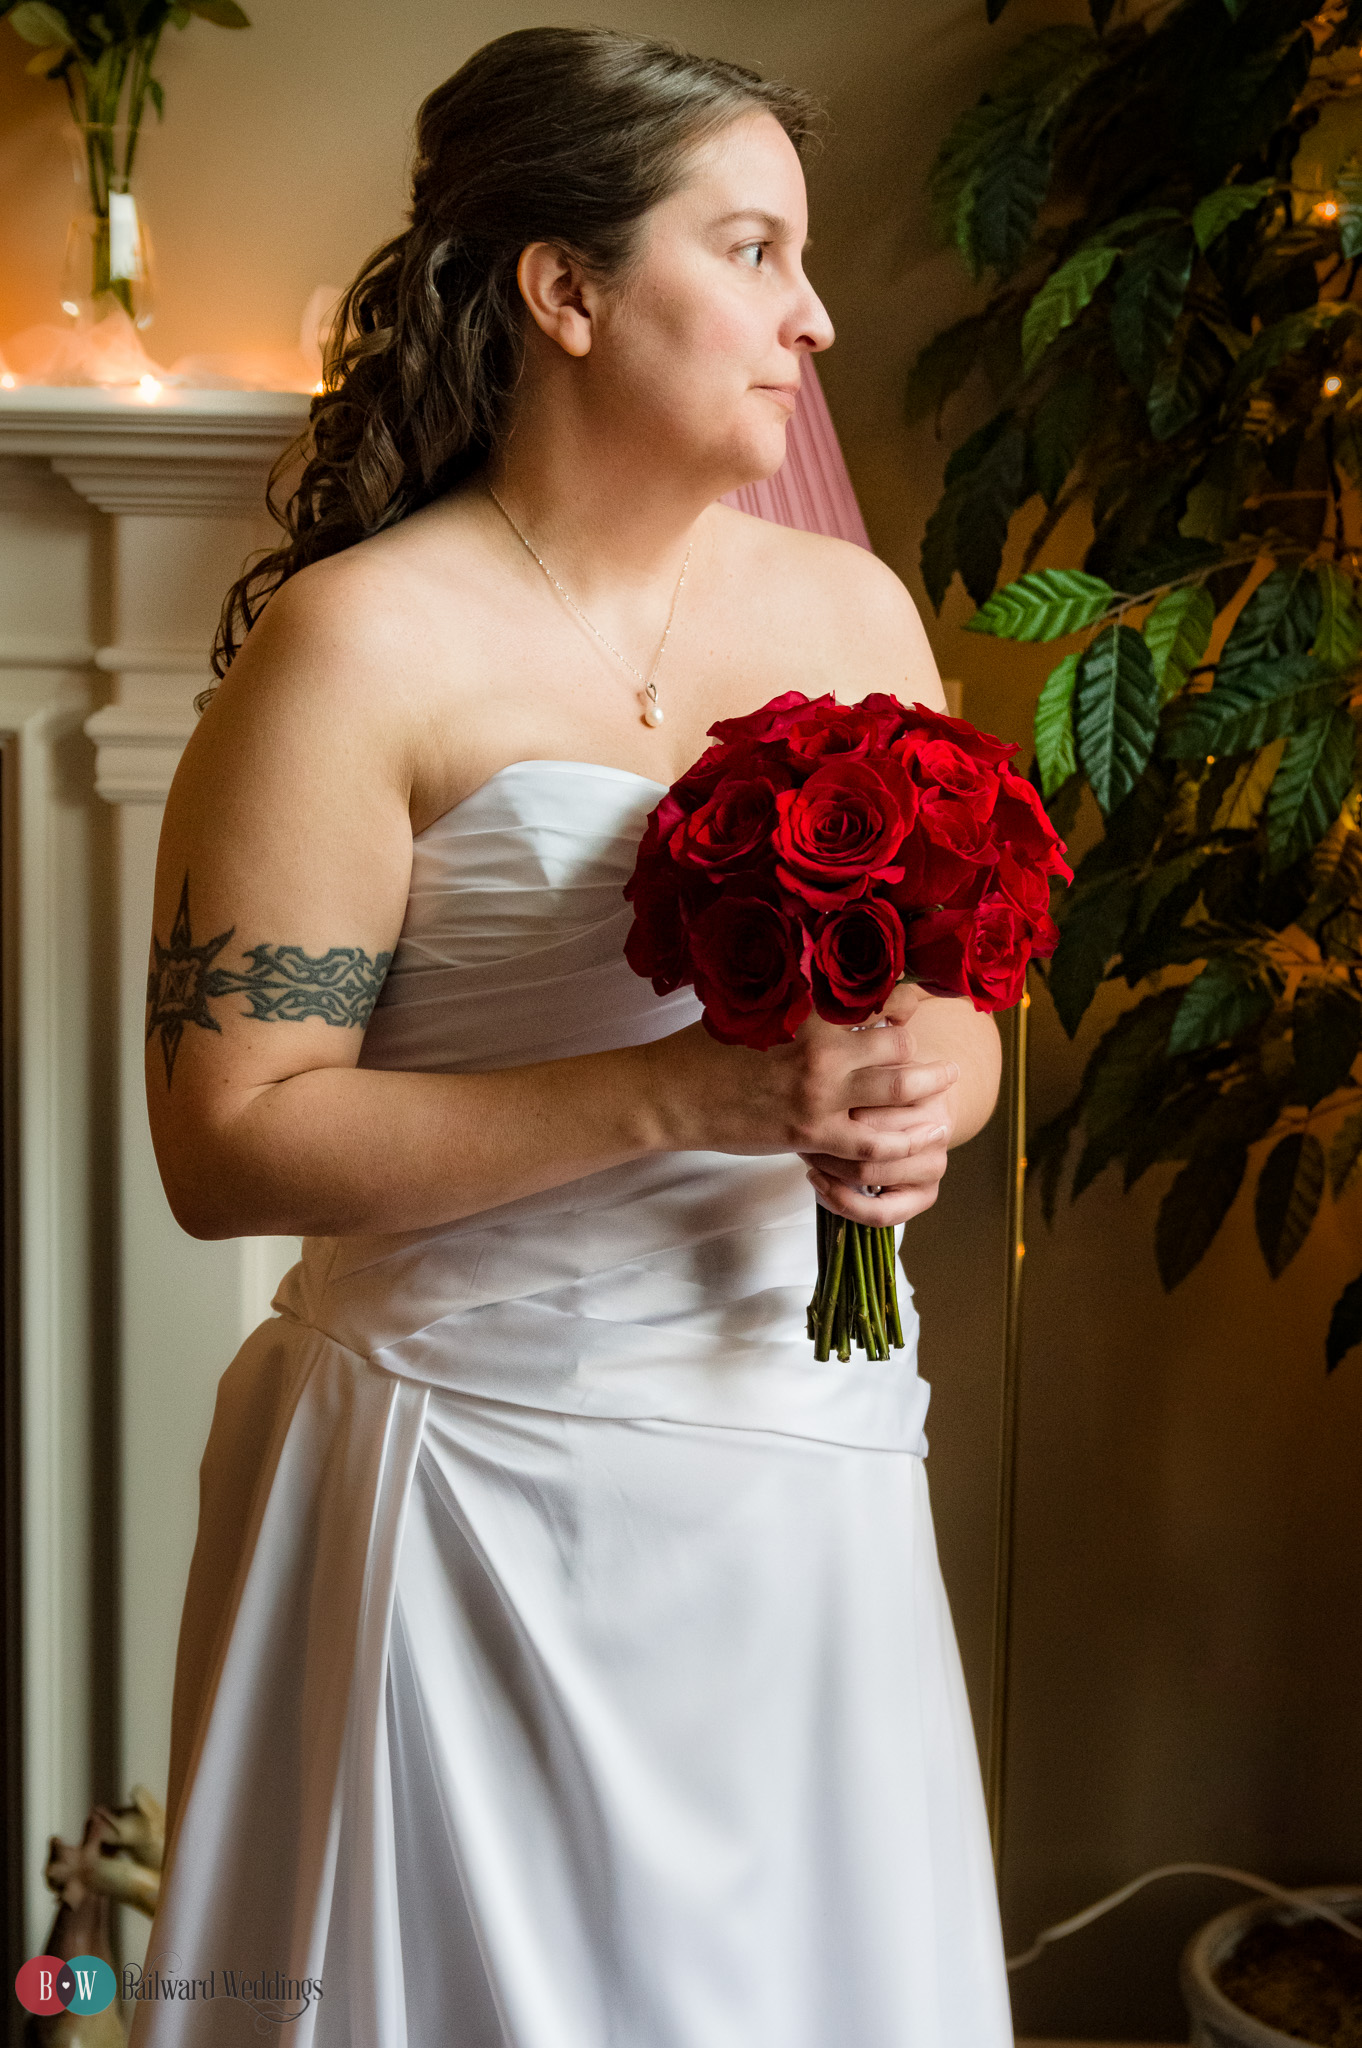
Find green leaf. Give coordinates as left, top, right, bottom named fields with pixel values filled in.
left=967, top=133, right=1051, bottom=279
left=1110, top=230, right=1195, bottom=394
left=1218, top=563, right=1322, bottom=681
left=1254, top=1130, right=1324, bottom=1277
left=1326, top=1269, right=1362, bottom=1371
left=942, top=410, right=1014, bottom=489
left=920, top=417, right=1029, bottom=610
left=1021, top=245, right=1119, bottom=378
left=1227, top=303, right=1362, bottom=400
left=1156, top=1143, right=1247, bottom=1290
left=930, top=101, right=1026, bottom=247
left=1030, top=369, right=1097, bottom=505
left=6, top=1, right=70, bottom=42
left=1191, top=180, right=1274, bottom=251
left=904, top=311, right=995, bottom=424
left=1265, top=704, right=1357, bottom=872
left=991, top=23, right=1100, bottom=101
left=1311, top=562, right=1362, bottom=673
left=1168, top=956, right=1273, bottom=1057
left=966, top=567, right=1115, bottom=642
left=1162, top=660, right=1341, bottom=760
left=1035, top=652, right=1079, bottom=796
left=1132, top=842, right=1221, bottom=934
left=1292, top=983, right=1362, bottom=1107
left=1047, top=867, right=1138, bottom=1036
left=1146, top=318, right=1231, bottom=441
left=1328, top=1102, right=1362, bottom=1197
left=1070, top=988, right=1183, bottom=1193
left=147, top=74, right=164, bottom=116
left=1073, top=623, right=1160, bottom=813
left=1143, top=584, right=1214, bottom=701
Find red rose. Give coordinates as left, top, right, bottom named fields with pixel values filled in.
left=688, top=894, right=813, bottom=1049
left=902, top=903, right=972, bottom=1000
left=670, top=767, right=793, bottom=874
left=707, top=691, right=832, bottom=748
left=961, top=898, right=1032, bottom=1008
left=810, top=897, right=905, bottom=1026
left=785, top=695, right=907, bottom=763
left=991, top=771, right=1074, bottom=881
left=986, top=849, right=1056, bottom=935
left=899, top=737, right=999, bottom=823
left=904, top=899, right=1032, bottom=1010
left=773, top=758, right=917, bottom=910
left=894, top=828, right=991, bottom=909
left=623, top=865, right=692, bottom=994
left=916, top=788, right=995, bottom=863
left=896, top=702, right=1018, bottom=769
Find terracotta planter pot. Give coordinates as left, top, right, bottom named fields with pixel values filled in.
left=1180, top=1885, right=1362, bottom=2048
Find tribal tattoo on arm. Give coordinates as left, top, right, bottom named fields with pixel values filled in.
left=146, top=875, right=394, bottom=1085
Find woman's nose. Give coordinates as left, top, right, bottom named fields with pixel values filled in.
left=794, top=282, right=835, bottom=356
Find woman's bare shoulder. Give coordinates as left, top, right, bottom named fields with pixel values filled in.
left=709, top=504, right=946, bottom=710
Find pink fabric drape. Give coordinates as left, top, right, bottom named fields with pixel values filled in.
left=721, top=358, right=871, bottom=551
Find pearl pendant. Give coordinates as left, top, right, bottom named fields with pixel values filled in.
left=643, top=699, right=664, bottom=728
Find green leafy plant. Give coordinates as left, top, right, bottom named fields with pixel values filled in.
left=911, top=0, right=1362, bottom=1370
left=3, top=1, right=250, bottom=317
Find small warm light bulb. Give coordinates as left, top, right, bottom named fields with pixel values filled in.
left=137, top=374, right=162, bottom=403
left=1021, top=989, right=1031, bottom=1010
left=1016, top=1241, right=1026, bottom=1260
left=1317, top=197, right=1341, bottom=220
left=1323, top=373, right=1344, bottom=397
left=313, top=379, right=325, bottom=395
left=60, top=299, right=79, bottom=317
left=0, top=373, right=14, bottom=390
left=1206, top=753, right=1216, bottom=765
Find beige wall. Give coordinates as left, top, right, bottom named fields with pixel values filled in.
left=4, top=0, right=1360, bottom=2038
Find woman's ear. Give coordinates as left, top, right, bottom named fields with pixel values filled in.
left=516, top=243, right=594, bottom=359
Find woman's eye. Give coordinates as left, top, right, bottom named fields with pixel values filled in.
left=737, top=242, right=766, bottom=269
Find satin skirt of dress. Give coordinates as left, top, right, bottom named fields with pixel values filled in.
left=386, top=1391, right=1010, bottom=2048
left=130, top=1322, right=1011, bottom=2048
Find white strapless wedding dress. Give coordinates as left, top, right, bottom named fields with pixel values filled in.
left=131, top=761, right=1012, bottom=2048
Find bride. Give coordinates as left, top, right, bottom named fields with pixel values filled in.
left=135, top=25, right=1012, bottom=2047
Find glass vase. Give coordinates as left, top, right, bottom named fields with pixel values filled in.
left=62, top=124, right=154, bottom=330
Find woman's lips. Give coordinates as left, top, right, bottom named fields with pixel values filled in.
left=756, top=383, right=800, bottom=412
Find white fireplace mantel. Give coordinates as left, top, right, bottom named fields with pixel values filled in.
left=0, top=384, right=309, bottom=1955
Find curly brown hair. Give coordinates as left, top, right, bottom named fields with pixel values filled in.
left=208, top=26, right=819, bottom=689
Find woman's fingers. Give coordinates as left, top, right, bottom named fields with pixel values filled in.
left=846, top=1056, right=959, bottom=1113
left=799, top=1123, right=949, bottom=1190
left=805, top=1163, right=944, bottom=1226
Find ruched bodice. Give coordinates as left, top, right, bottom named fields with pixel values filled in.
left=274, top=759, right=930, bottom=1454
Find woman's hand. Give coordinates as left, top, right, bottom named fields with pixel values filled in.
left=643, top=983, right=950, bottom=1204
left=643, top=979, right=999, bottom=1229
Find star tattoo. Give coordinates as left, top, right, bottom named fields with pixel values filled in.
left=146, top=877, right=235, bottom=1085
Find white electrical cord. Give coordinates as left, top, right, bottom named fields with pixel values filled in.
left=1006, top=1860, right=1362, bottom=1973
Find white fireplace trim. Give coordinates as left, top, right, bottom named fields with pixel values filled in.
left=0, top=671, right=99, bottom=1951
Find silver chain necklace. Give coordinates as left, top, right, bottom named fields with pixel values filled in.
left=487, top=485, right=690, bottom=728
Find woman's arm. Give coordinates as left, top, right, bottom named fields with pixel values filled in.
left=148, top=563, right=957, bottom=1241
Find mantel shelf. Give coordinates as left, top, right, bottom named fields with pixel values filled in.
left=0, top=385, right=311, bottom=514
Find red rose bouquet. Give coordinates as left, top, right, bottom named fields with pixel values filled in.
left=623, top=691, right=1073, bottom=1363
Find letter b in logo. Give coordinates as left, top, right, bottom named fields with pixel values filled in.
left=16, top=1953, right=117, bottom=2015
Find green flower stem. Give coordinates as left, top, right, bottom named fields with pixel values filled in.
left=883, top=1227, right=905, bottom=1347
left=813, top=1216, right=847, bottom=1362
